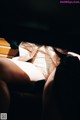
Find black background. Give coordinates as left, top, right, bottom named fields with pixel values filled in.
left=0, top=0, right=80, bottom=53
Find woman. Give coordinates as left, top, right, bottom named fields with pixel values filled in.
left=0, top=41, right=61, bottom=113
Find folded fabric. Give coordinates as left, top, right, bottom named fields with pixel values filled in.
left=18, top=42, right=61, bottom=79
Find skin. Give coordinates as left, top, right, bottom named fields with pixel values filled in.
left=0, top=52, right=53, bottom=113
left=0, top=57, right=55, bottom=113
left=0, top=51, right=79, bottom=115
left=0, top=58, right=32, bottom=113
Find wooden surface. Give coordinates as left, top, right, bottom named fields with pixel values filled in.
left=0, top=38, right=10, bottom=46
left=0, top=38, right=18, bottom=58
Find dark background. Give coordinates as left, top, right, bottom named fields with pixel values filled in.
left=0, top=0, right=80, bottom=53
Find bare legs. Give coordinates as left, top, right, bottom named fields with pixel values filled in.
left=0, top=57, right=45, bottom=113
left=0, top=58, right=31, bottom=113
left=0, top=58, right=30, bottom=83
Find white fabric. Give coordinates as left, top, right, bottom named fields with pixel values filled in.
left=68, top=52, right=80, bottom=60
left=10, top=58, right=45, bottom=81
left=32, top=46, right=60, bottom=78
left=19, top=42, right=38, bottom=61
left=13, top=42, right=60, bottom=79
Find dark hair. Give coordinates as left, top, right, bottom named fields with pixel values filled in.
left=52, top=51, right=80, bottom=120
